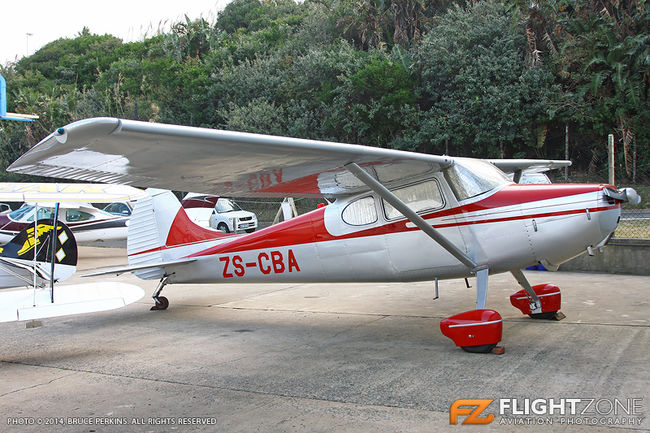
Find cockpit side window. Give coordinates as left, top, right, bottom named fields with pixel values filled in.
left=342, top=196, right=378, bottom=226
left=383, top=179, right=445, bottom=220
left=443, top=159, right=510, bottom=201
left=9, top=206, right=34, bottom=221
left=8, top=206, right=54, bottom=222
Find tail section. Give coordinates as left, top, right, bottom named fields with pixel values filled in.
left=127, top=189, right=229, bottom=279
left=0, top=219, right=77, bottom=288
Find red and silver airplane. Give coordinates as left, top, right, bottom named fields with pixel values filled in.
left=8, top=118, right=641, bottom=352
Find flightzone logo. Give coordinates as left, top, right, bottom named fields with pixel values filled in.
left=450, top=397, right=645, bottom=427
left=450, top=400, right=494, bottom=425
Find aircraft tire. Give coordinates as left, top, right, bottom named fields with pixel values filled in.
left=460, top=343, right=497, bottom=354
left=151, top=296, right=169, bottom=311
left=528, top=311, right=557, bottom=320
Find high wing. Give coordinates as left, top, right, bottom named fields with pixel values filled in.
left=0, top=182, right=146, bottom=204
left=8, top=118, right=453, bottom=198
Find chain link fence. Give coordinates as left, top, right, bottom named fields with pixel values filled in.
left=235, top=198, right=328, bottom=229
left=545, top=138, right=649, bottom=240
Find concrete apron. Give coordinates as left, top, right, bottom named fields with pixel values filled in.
left=0, top=246, right=648, bottom=432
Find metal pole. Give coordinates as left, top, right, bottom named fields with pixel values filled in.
left=288, top=197, right=298, bottom=218
left=32, top=204, right=38, bottom=306
left=608, top=134, right=615, bottom=185
left=564, top=124, right=569, bottom=181
left=50, top=203, right=60, bottom=303
left=0, top=74, right=6, bottom=117
left=26, top=33, right=33, bottom=57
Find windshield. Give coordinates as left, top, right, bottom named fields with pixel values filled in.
left=8, top=205, right=55, bottom=222
left=443, top=159, right=511, bottom=201
left=215, top=199, right=242, bottom=213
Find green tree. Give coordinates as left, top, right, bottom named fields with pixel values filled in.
left=417, top=1, right=557, bottom=158
left=553, top=0, right=649, bottom=180
left=16, top=28, right=122, bottom=89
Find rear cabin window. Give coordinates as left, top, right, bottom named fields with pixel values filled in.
left=342, top=196, right=378, bottom=226
left=383, top=179, right=445, bottom=220
left=66, top=210, right=95, bottom=222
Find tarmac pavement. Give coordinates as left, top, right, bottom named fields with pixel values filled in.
left=1, top=246, right=648, bottom=432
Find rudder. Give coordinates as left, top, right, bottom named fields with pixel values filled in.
left=127, top=189, right=227, bottom=280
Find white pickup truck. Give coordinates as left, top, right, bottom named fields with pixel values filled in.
left=181, top=194, right=258, bottom=233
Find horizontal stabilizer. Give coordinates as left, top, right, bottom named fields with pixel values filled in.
left=82, top=257, right=197, bottom=278
left=0, top=282, right=144, bottom=323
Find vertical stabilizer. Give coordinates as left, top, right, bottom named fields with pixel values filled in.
left=127, top=189, right=228, bottom=280
left=127, top=189, right=181, bottom=279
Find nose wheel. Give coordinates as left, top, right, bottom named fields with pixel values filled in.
left=149, top=275, right=170, bottom=311
left=509, top=272, right=564, bottom=320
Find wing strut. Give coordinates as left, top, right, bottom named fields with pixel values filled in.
left=344, top=162, right=479, bottom=271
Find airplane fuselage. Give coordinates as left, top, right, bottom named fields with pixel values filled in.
left=128, top=182, right=620, bottom=285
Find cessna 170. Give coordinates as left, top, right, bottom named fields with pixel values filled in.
left=7, top=117, right=640, bottom=352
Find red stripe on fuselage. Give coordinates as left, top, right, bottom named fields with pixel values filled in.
left=427, top=183, right=614, bottom=219
left=434, top=206, right=614, bottom=228
left=173, top=183, right=613, bottom=258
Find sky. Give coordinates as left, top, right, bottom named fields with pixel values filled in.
left=1, top=0, right=229, bottom=65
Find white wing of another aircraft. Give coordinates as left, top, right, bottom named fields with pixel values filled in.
left=0, top=282, right=144, bottom=322
left=0, top=182, right=146, bottom=204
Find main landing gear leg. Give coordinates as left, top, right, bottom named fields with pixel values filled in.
left=509, top=269, right=564, bottom=320
left=475, top=267, right=488, bottom=309
left=440, top=267, right=504, bottom=354
left=150, top=275, right=170, bottom=311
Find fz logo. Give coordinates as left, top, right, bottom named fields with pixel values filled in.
left=450, top=399, right=494, bottom=425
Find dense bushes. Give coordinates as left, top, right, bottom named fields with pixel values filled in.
left=1, top=0, right=647, bottom=182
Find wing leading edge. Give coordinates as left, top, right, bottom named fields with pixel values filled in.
left=8, top=118, right=453, bottom=198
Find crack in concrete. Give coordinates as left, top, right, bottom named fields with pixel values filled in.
left=209, top=305, right=650, bottom=327
left=0, top=360, right=430, bottom=413
left=0, top=366, right=77, bottom=399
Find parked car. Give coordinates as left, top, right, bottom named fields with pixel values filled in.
left=103, top=201, right=134, bottom=216
left=0, top=203, right=129, bottom=244
left=181, top=194, right=258, bottom=233
left=508, top=171, right=552, bottom=184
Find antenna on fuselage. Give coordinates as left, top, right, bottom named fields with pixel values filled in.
left=0, top=74, right=38, bottom=122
